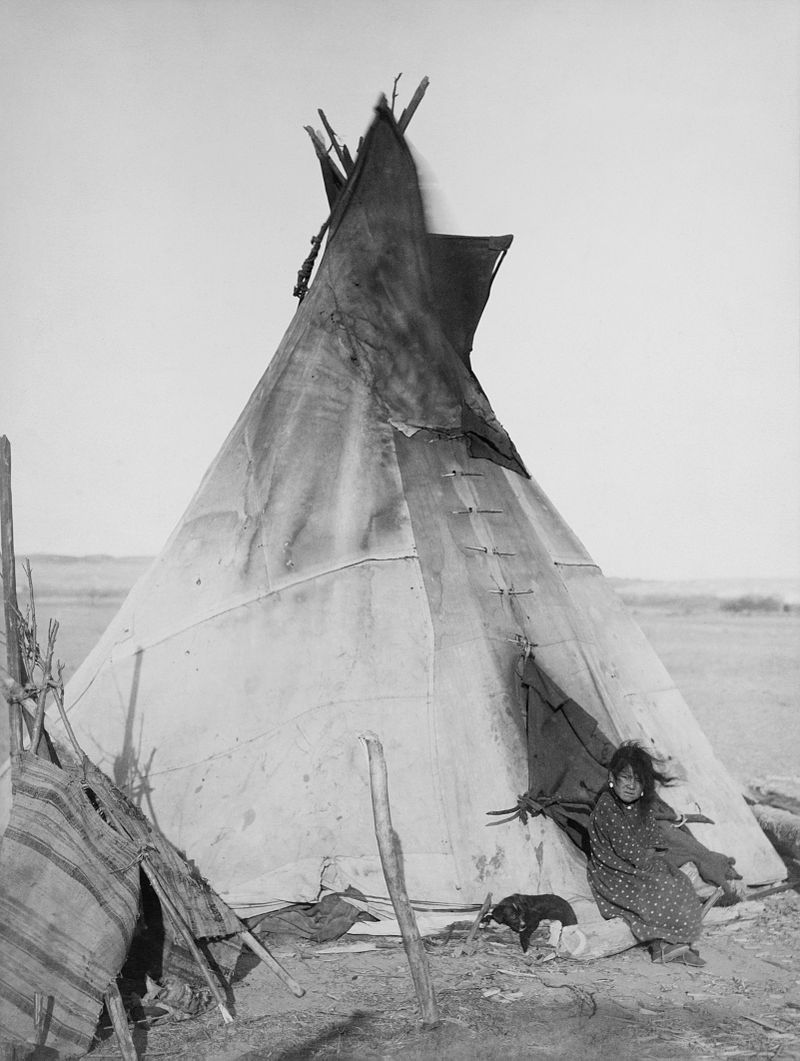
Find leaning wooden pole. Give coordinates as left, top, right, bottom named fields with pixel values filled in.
left=103, top=981, right=138, bottom=1061
left=138, top=862, right=233, bottom=1024
left=359, top=732, right=439, bottom=1029
left=239, top=930, right=305, bottom=998
left=397, top=76, right=430, bottom=132
left=0, top=435, right=24, bottom=753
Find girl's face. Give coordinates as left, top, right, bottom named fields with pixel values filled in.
left=612, top=766, right=644, bottom=804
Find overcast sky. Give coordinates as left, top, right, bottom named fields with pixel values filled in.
left=1, top=0, right=798, bottom=580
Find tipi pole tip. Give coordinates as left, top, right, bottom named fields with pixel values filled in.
left=317, top=109, right=353, bottom=175
left=397, top=77, right=430, bottom=133
left=390, top=72, right=402, bottom=113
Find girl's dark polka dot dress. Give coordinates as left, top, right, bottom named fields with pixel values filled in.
left=587, top=791, right=702, bottom=944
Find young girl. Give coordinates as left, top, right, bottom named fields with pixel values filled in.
left=587, top=741, right=705, bottom=965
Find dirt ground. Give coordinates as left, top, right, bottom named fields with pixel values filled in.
left=88, top=884, right=800, bottom=1061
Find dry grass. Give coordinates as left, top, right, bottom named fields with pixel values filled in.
left=631, top=608, right=800, bottom=784
left=86, top=897, right=800, bottom=1059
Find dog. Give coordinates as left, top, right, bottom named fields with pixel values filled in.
left=483, top=893, right=578, bottom=952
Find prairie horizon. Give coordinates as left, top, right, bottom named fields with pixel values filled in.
left=9, top=553, right=800, bottom=605
left=2, top=553, right=798, bottom=789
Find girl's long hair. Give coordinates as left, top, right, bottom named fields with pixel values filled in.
left=607, top=740, right=674, bottom=818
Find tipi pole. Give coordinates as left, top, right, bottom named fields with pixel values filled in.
left=139, top=848, right=306, bottom=1008
left=239, top=930, right=305, bottom=998
left=103, top=981, right=138, bottom=1061
left=359, top=732, right=439, bottom=1029
left=129, top=857, right=233, bottom=1024
left=0, top=435, right=24, bottom=754
left=397, top=77, right=430, bottom=132
left=83, top=789, right=234, bottom=1025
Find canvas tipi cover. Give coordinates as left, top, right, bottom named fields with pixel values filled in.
left=43, top=99, right=783, bottom=915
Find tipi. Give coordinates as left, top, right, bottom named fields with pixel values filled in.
left=42, top=96, right=784, bottom=915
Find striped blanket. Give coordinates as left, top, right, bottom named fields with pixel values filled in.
left=0, top=750, right=245, bottom=1053
left=0, top=751, right=140, bottom=1054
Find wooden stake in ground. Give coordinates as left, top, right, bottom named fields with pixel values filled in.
left=103, top=981, right=138, bottom=1061
left=700, top=886, right=724, bottom=921
left=454, top=892, right=492, bottom=957
left=359, top=731, right=439, bottom=1029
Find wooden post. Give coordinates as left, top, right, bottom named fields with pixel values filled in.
left=359, top=732, right=439, bottom=1029
left=103, top=980, right=138, bottom=1061
left=0, top=435, right=24, bottom=753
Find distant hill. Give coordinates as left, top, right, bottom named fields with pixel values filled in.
left=1, top=555, right=154, bottom=677
left=609, top=576, right=800, bottom=607
left=9, top=554, right=153, bottom=600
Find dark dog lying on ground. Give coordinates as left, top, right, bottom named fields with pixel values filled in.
left=483, top=893, right=578, bottom=952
